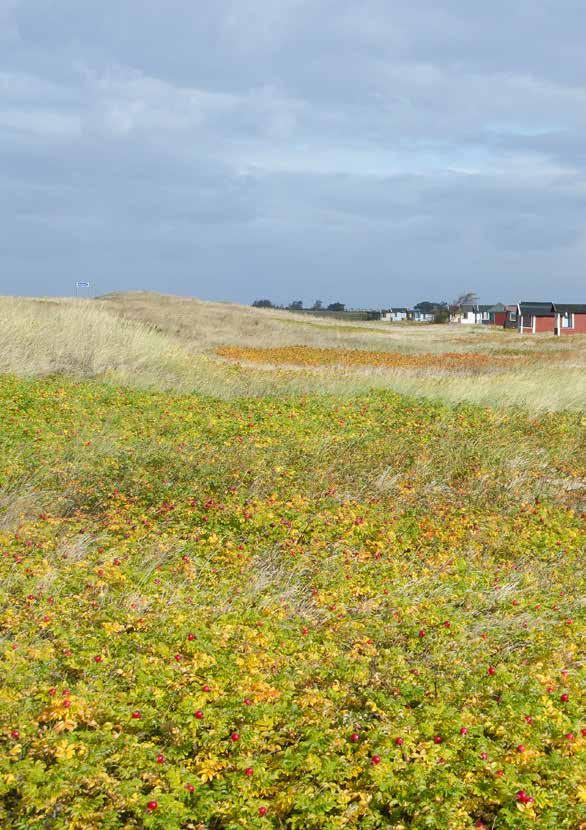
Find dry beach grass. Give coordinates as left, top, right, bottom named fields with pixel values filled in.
left=0, top=291, right=584, bottom=410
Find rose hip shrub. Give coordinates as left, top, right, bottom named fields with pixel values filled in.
left=0, top=377, right=584, bottom=829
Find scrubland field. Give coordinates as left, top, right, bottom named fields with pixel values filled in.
left=0, top=293, right=584, bottom=829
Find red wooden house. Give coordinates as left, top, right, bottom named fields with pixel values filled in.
left=552, top=303, right=586, bottom=335
left=487, top=303, right=507, bottom=326
left=515, top=302, right=586, bottom=335
left=517, top=302, right=555, bottom=334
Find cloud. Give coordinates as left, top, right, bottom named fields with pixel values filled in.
left=0, top=0, right=21, bottom=42
left=0, top=108, right=81, bottom=137
left=0, top=63, right=303, bottom=148
left=221, top=0, right=311, bottom=53
left=1, top=0, right=585, bottom=302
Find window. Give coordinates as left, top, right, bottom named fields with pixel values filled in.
left=509, top=311, right=517, bottom=321
left=561, top=312, right=573, bottom=328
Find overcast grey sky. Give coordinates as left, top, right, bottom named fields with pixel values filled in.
left=1, top=0, right=585, bottom=306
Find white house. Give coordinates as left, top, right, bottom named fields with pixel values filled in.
left=451, top=303, right=493, bottom=324
left=459, top=303, right=477, bottom=324
left=476, top=305, right=492, bottom=324
left=382, top=307, right=410, bottom=322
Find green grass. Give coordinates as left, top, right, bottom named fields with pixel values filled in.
left=0, top=375, right=584, bottom=829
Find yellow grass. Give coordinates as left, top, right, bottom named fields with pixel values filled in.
left=97, top=291, right=581, bottom=356
left=0, top=292, right=584, bottom=410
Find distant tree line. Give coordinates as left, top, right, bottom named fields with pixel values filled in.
left=252, top=293, right=479, bottom=325
left=252, top=299, right=346, bottom=312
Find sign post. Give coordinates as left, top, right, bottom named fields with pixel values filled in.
left=75, top=281, right=91, bottom=298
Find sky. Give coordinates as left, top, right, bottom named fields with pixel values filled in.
left=1, top=0, right=585, bottom=307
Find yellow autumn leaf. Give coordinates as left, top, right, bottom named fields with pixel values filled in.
left=54, top=740, right=77, bottom=761
left=198, top=757, right=227, bottom=782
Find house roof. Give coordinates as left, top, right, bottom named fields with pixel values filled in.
left=461, top=304, right=476, bottom=312
left=487, top=303, right=506, bottom=312
left=390, top=307, right=409, bottom=313
left=519, top=302, right=554, bottom=317
left=552, top=303, right=586, bottom=314
left=477, top=304, right=493, bottom=312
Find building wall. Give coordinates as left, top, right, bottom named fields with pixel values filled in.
left=558, top=313, right=586, bottom=334
left=493, top=312, right=506, bottom=326
left=519, top=314, right=555, bottom=334
left=382, top=311, right=408, bottom=322
left=535, top=316, right=555, bottom=333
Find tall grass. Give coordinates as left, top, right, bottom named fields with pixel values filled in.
left=254, top=364, right=585, bottom=412
left=98, top=291, right=582, bottom=356
left=0, top=297, right=189, bottom=377
left=1, top=293, right=584, bottom=410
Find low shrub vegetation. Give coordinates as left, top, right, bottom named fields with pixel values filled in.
left=215, top=345, right=520, bottom=370
left=0, top=375, right=584, bottom=829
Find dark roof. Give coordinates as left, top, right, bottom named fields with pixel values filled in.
left=477, top=304, right=493, bottom=312
left=552, top=303, right=586, bottom=314
left=487, top=303, right=506, bottom=312
left=519, top=302, right=554, bottom=317
left=461, top=304, right=476, bottom=312
left=390, top=307, right=409, bottom=313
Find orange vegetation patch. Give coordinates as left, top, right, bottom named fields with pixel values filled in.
left=216, top=345, right=518, bottom=371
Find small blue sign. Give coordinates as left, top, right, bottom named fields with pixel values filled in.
left=76, top=281, right=90, bottom=288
